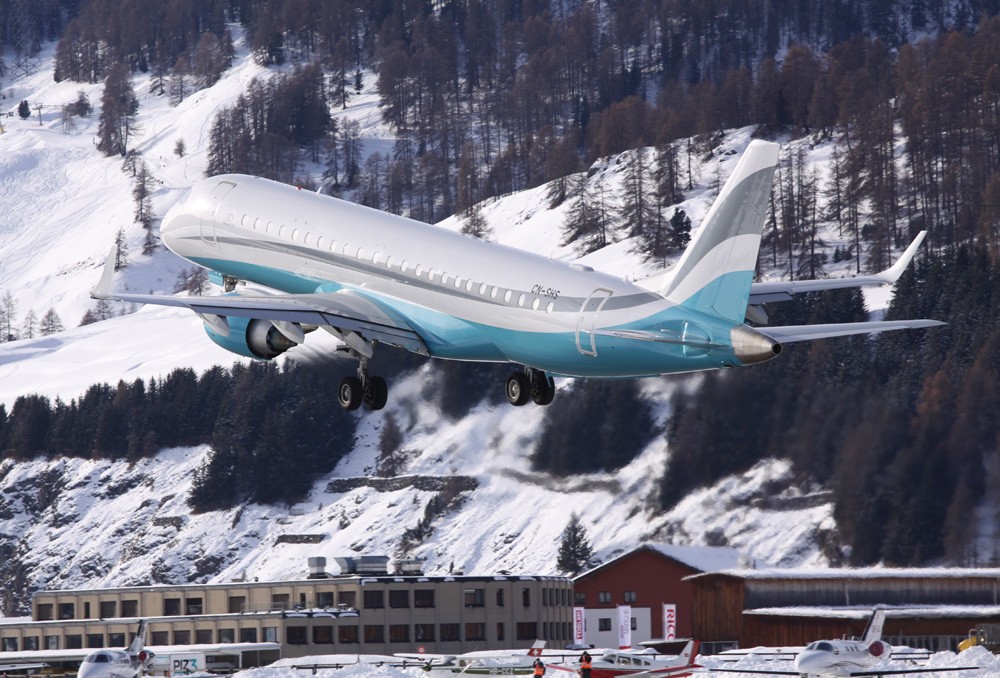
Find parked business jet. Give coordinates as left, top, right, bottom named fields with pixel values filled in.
left=710, top=608, right=975, bottom=677
left=77, top=620, right=153, bottom=678
left=92, top=140, right=942, bottom=411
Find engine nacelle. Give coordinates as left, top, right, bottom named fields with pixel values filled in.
left=203, top=316, right=298, bottom=359
left=867, top=640, right=890, bottom=657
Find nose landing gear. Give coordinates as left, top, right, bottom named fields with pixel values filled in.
left=505, top=368, right=555, bottom=406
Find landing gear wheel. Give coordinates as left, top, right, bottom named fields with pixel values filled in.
left=505, top=372, right=531, bottom=406
left=338, top=376, right=363, bottom=411
left=530, top=371, right=556, bottom=406
left=363, top=375, right=388, bottom=411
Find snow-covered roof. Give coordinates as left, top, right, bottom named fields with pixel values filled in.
left=575, top=543, right=745, bottom=580
left=744, top=605, right=1000, bottom=619
left=686, top=566, right=1000, bottom=581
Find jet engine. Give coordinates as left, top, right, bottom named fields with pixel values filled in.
left=203, top=316, right=299, bottom=359
left=867, top=640, right=890, bottom=657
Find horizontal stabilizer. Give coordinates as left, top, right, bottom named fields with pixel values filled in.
left=749, top=231, right=927, bottom=304
left=759, top=319, right=944, bottom=344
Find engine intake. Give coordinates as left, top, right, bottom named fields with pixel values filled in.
left=246, top=318, right=298, bottom=359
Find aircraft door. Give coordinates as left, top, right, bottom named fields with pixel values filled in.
left=576, top=288, right=613, bottom=356
left=200, top=181, right=237, bottom=248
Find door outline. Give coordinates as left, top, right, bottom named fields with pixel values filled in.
left=201, top=181, right=236, bottom=248
left=576, top=288, right=613, bottom=356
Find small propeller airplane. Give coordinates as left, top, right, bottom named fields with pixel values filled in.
left=77, top=620, right=154, bottom=678
left=93, top=140, right=942, bottom=411
left=709, top=608, right=977, bottom=677
left=548, top=639, right=700, bottom=677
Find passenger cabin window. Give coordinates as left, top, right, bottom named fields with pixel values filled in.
left=466, top=280, right=475, bottom=292
left=479, top=283, right=487, bottom=295
left=241, top=214, right=248, bottom=227
left=254, top=217, right=261, bottom=230
left=304, top=232, right=312, bottom=245
left=546, top=302, right=554, bottom=314
left=518, top=294, right=526, bottom=306
left=357, top=248, right=366, bottom=259
left=532, top=298, right=540, bottom=310
left=266, top=221, right=274, bottom=234
left=491, top=287, right=498, bottom=298
left=415, top=264, right=424, bottom=277
left=279, top=225, right=288, bottom=237
left=317, top=236, right=325, bottom=249
left=386, top=256, right=394, bottom=268
left=504, top=290, right=512, bottom=303
left=330, top=240, right=338, bottom=252
left=291, top=228, right=299, bottom=241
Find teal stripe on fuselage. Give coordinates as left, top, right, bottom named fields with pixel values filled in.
left=192, top=257, right=746, bottom=378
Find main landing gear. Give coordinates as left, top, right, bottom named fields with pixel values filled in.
left=337, top=353, right=388, bottom=411
left=505, top=367, right=555, bottom=407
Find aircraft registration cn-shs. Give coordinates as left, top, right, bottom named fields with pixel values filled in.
left=93, top=140, right=942, bottom=411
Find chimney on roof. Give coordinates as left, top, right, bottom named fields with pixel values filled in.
left=307, top=556, right=330, bottom=579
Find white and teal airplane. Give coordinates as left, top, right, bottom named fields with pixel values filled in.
left=92, top=140, right=941, bottom=411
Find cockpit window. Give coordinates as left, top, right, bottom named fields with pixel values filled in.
left=86, top=653, right=112, bottom=663
left=816, top=642, right=834, bottom=652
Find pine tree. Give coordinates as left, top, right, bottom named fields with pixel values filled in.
left=18, top=100, right=30, bottom=119
left=39, top=309, right=64, bottom=335
left=1, top=291, right=17, bottom=341
left=557, top=513, right=593, bottom=575
left=461, top=204, right=492, bottom=240
left=114, top=228, right=129, bottom=270
left=21, top=310, right=37, bottom=339
left=97, top=63, right=139, bottom=157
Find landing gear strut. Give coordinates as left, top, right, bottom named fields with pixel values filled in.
left=505, top=367, right=555, bottom=407
left=337, top=351, right=388, bottom=411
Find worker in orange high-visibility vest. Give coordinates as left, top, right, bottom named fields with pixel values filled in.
left=533, top=658, right=546, bottom=675
left=578, top=650, right=592, bottom=678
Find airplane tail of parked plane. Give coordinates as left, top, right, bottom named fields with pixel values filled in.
left=128, top=619, right=148, bottom=655
left=526, top=640, right=546, bottom=656
left=660, top=139, right=779, bottom=323
left=862, top=607, right=887, bottom=645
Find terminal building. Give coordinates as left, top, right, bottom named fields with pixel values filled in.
left=0, top=557, right=573, bottom=666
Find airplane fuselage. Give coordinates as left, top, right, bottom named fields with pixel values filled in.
left=77, top=650, right=141, bottom=678
left=160, top=175, right=754, bottom=378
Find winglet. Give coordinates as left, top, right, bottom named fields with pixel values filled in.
left=874, top=231, right=926, bottom=284
left=91, top=246, right=117, bottom=299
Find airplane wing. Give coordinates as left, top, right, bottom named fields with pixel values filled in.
left=748, top=231, right=927, bottom=305
left=91, top=248, right=428, bottom=355
left=0, top=664, right=48, bottom=672
left=758, top=319, right=945, bottom=343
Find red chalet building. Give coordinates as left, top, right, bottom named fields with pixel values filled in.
left=572, top=544, right=745, bottom=647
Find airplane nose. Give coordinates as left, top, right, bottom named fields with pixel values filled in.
left=793, top=650, right=825, bottom=673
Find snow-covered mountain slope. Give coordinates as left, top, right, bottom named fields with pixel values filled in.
left=0, top=38, right=860, bottom=606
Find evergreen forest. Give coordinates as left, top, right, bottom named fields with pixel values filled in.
left=4, top=0, right=1000, bottom=565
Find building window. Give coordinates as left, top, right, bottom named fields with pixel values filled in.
left=363, top=590, right=384, bottom=609
left=624, top=591, right=637, bottom=603
left=631, top=617, right=637, bottom=631
left=226, top=596, right=244, bottom=613
left=522, top=588, right=531, bottom=607
left=239, top=628, right=257, bottom=643
left=84, top=603, right=91, bottom=619
left=151, top=632, right=169, bottom=645
left=45, top=636, right=59, bottom=650
left=2, top=639, right=17, bottom=652
left=388, top=590, right=409, bottom=608
left=415, top=624, right=435, bottom=642
left=389, top=625, right=409, bottom=643
left=414, top=590, right=435, bottom=608
left=163, top=598, right=181, bottom=616
left=99, top=601, right=116, bottom=618
left=515, top=622, right=537, bottom=641
left=316, top=591, right=334, bottom=608
left=66, top=635, right=82, bottom=649
left=440, top=624, right=460, bottom=642
left=597, top=592, right=611, bottom=604
left=108, top=634, right=125, bottom=647
left=496, top=623, right=505, bottom=642
left=86, top=634, right=103, bottom=648
left=24, top=636, right=39, bottom=651
left=174, top=630, right=191, bottom=645
left=58, top=603, right=75, bottom=619
left=598, top=618, right=611, bottom=632
left=36, top=604, right=53, bottom=621
left=313, top=626, right=333, bottom=645
left=542, top=589, right=548, bottom=607
left=287, top=627, right=307, bottom=645
left=263, top=627, right=278, bottom=643
left=496, top=589, right=504, bottom=607
left=121, top=600, right=138, bottom=617
left=218, top=629, right=235, bottom=643
left=195, top=630, right=212, bottom=644
left=338, top=626, right=358, bottom=644
left=338, top=591, right=357, bottom=608
left=574, top=592, right=586, bottom=606
left=272, top=594, right=290, bottom=610
left=464, top=623, right=485, bottom=641
left=464, top=589, right=485, bottom=607
left=364, top=625, right=384, bottom=643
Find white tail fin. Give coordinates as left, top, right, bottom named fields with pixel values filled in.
left=662, top=140, right=780, bottom=323
left=128, top=620, right=147, bottom=654
left=862, top=608, right=886, bottom=644
left=527, top=640, right=546, bottom=656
